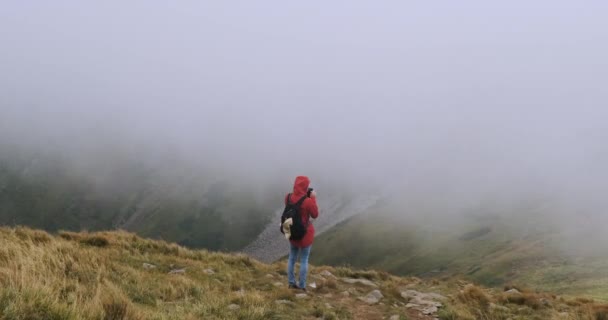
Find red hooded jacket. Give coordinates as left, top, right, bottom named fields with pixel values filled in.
left=285, top=176, right=319, bottom=248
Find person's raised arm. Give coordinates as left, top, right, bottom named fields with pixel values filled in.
left=308, top=191, right=319, bottom=219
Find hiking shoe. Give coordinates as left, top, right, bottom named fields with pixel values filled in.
left=288, top=284, right=300, bottom=290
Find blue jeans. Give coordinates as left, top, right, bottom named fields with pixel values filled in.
left=287, top=244, right=311, bottom=288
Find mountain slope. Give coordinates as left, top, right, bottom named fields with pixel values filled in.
left=0, top=152, right=274, bottom=251
left=1, top=226, right=607, bottom=320
left=312, top=205, right=608, bottom=299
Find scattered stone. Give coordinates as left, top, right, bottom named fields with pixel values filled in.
left=295, top=293, right=309, bottom=299
left=401, top=290, right=443, bottom=316
left=320, top=270, right=335, bottom=278
left=341, top=291, right=350, bottom=297
left=275, top=300, right=294, bottom=305
left=228, top=304, right=240, bottom=311
left=422, top=306, right=438, bottom=315
left=389, top=315, right=400, bottom=320
left=168, top=268, right=186, bottom=275
left=324, top=293, right=333, bottom=298
left=341, top=278, right=378, bottom=287
left=203, top=268, right=215, bottom=275
left=309, top=282, right=317, bottom=289
left=265, top=273, right=275, bottom=279
left=359, top=289, right=383, bottom=305
left=273, top=282, right=283, bottom=287
left=142, top=263, right=157, bottom=270
left=505, top=289, right=520, bottom=294
left=325, top=303, right=333, bottom=309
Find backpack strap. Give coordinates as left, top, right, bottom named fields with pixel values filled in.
left=286, top=193, right=307, bottom=207
left=294, top=195, right=309, bottom=227
left=295, top=195, right=307, bottom=207
left=286, top=193, right=292, bottom=205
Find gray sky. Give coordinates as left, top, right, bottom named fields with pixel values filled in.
left=1, top=1, right=607, bottom=206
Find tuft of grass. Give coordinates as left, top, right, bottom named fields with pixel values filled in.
left=334, top=267, right=382, bottom=281
left=459, top=284, right=491, bottom=308
left=499, top=291, right=547, bottom=310
left=15, top=227, right=52, bottom=244
left=0, top=288, right=74, bottom=320
left=595, top=306, right=608, bottom=320
left=103, top=299, right=129, bottom=320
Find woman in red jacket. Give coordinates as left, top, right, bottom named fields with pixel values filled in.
left=286, top=176, right=319, bottom=290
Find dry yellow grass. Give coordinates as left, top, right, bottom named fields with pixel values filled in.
left=0, top=226, right=606, bottom=320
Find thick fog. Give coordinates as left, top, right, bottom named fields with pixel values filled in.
left=1, top=1, right=608, bottom=223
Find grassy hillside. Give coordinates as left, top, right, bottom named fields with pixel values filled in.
left=0, top=153, right=275, bottom=251
left=312, top=205, right=608, bottom=299
left=2, top=227, right=608, bottom=320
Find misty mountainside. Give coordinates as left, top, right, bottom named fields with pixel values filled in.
left=5, top=226, right=608, bottom=320
left=0, top=146, right=381, bottom=259
left=0, top=149, right=276, bottom=251
left=311, top=200, right=608, bottom=299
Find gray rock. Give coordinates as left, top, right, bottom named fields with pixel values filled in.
left=142, top=263, right=157, bottom=270
left=168, top=268, right=186, bottom=274
left=422, top=306, right=438, bottom=315
left=341, top=291, right=350, bottom=297
left=389, top=315, right=400, bottom=320
left=265, top=273, right=275, bottom=279
left=505, top=289, right=520, bottom=294
left=273, top=282, right=283, bottom=287
left=341, top=278, right=378, bottom=287
left=401, top=290, right=443, bottom=315
left=359, top=289, right=383, bottom=305
left=295, top=293, right=309, bottom=299
left=320, top=270, right=335, bottom=278
left=228, top=304, right=240, bottom=311
left=275, top=300, right=294, bottom=305
left=203, top=268, right=215, bottom=275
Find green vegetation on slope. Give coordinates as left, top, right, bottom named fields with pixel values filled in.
left=0, top=153, right=274, bottom=251
left=312, top=204, right=608, bottom=299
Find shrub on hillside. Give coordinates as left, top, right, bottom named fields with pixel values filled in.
left=81, top=235, right=110, bottom=247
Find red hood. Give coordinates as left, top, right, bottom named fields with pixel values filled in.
left=292, top=176, right=310, bottom=198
